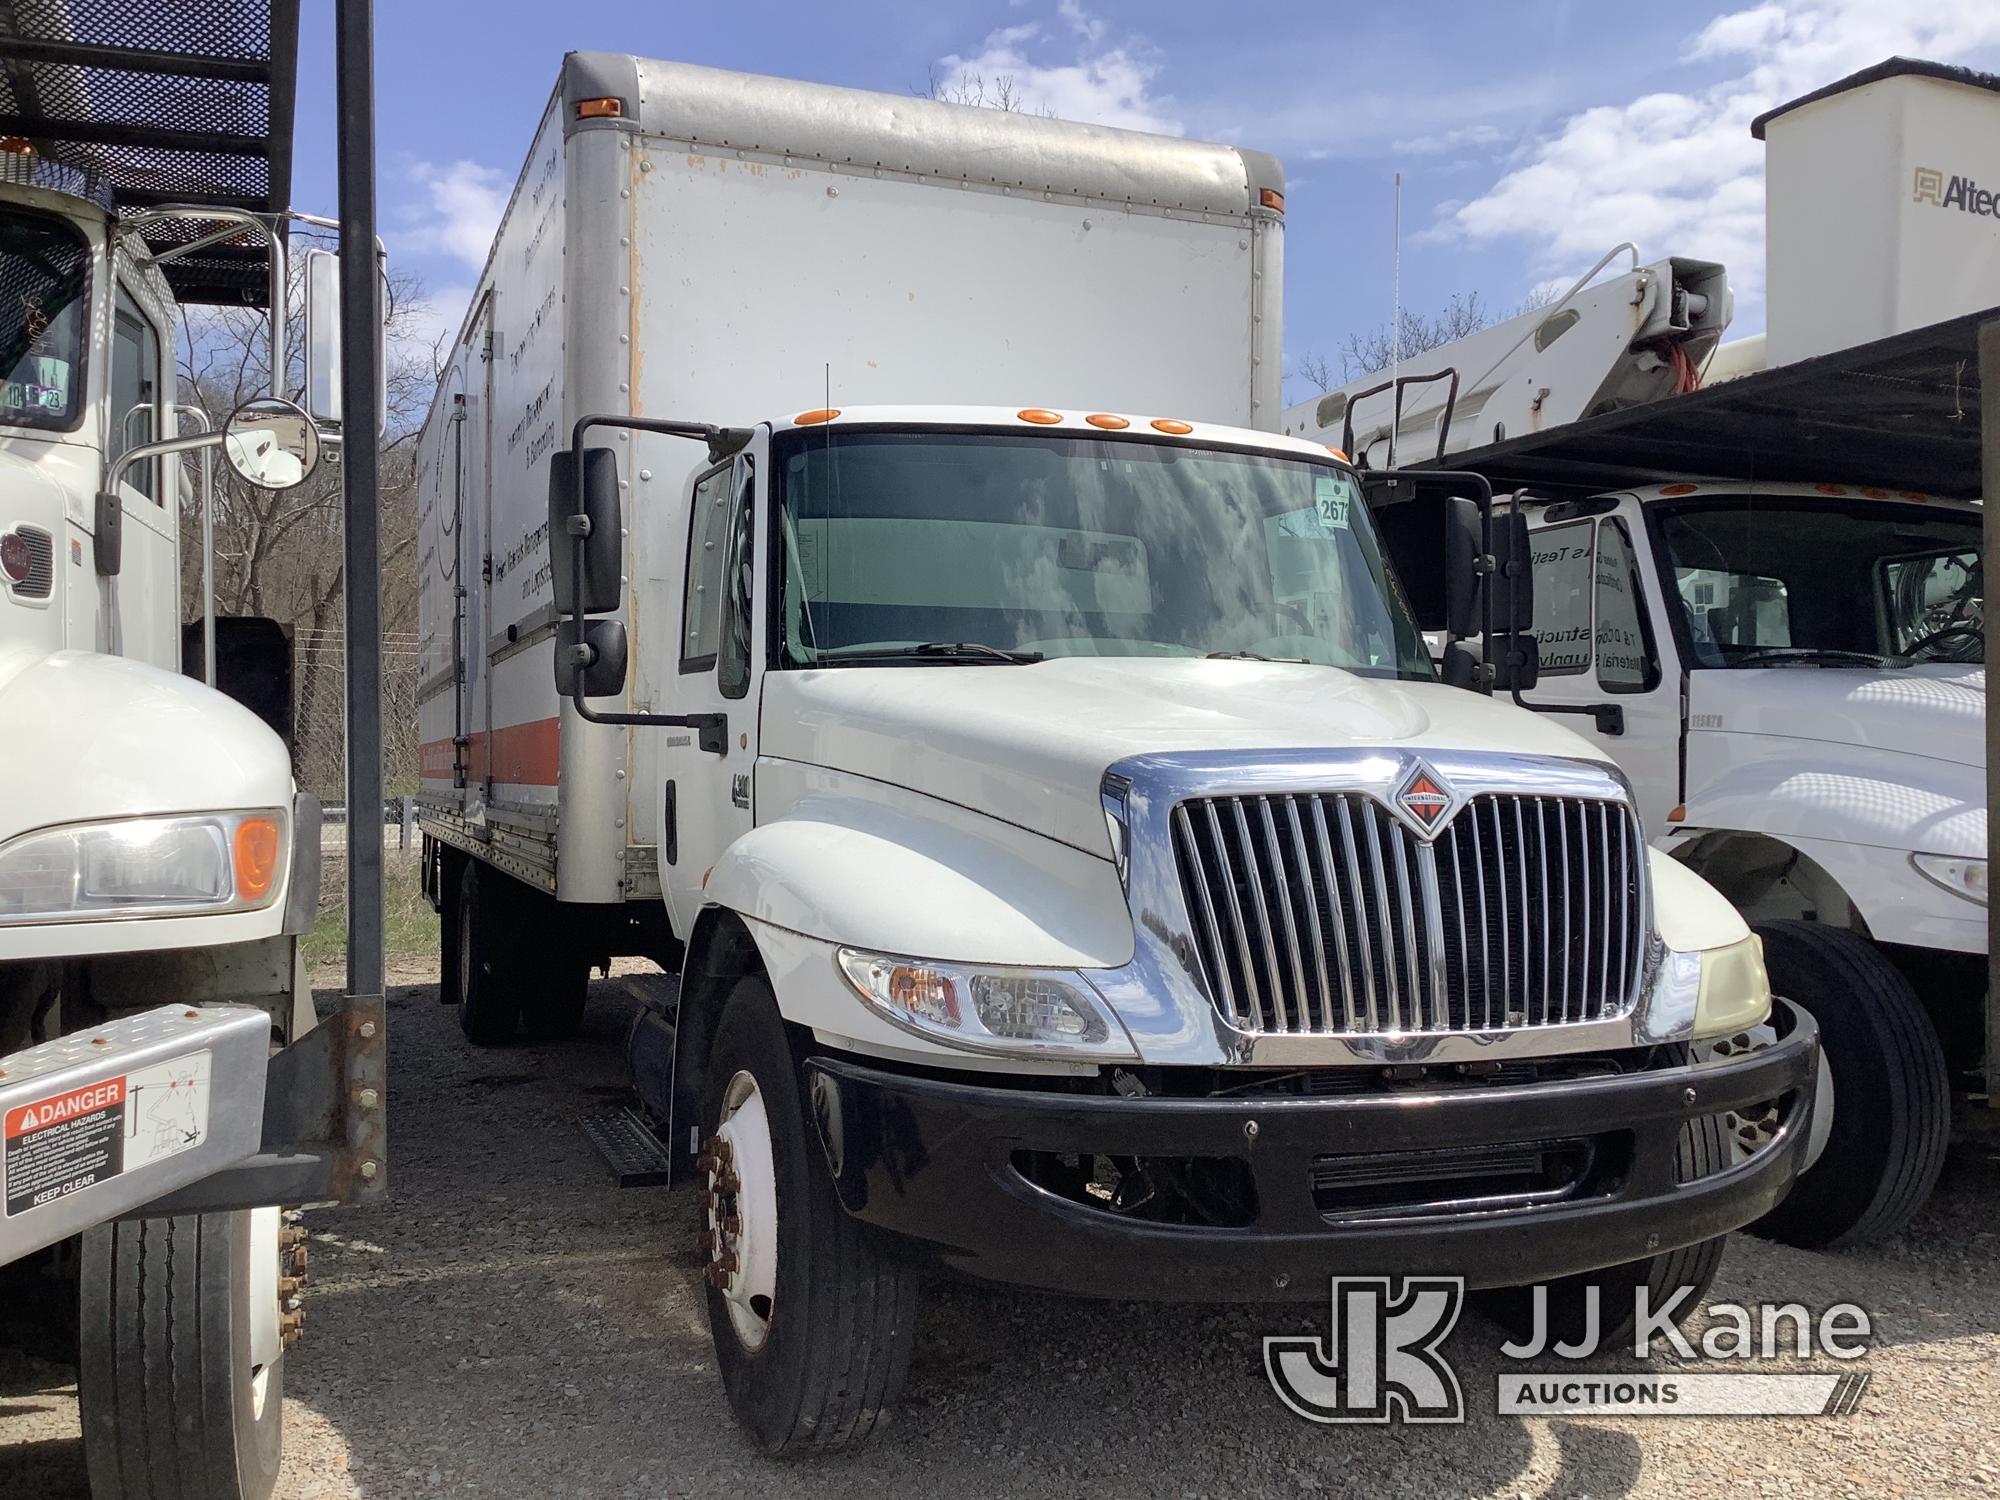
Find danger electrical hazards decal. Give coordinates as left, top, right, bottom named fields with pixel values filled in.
left=2, top=1051, right=213, bottom=1217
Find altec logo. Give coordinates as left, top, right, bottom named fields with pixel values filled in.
left=1394, top=762, right=1454, bottom=836
left=1913, top=166, right=2000, bottom=218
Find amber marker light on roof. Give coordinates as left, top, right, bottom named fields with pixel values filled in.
left=1259, top=189, right=1285, bottom=212
left=577, top=97, right=623, bottom=119
left=794, top=408, right=840, bottom=425
left=1085, top=413, right=1129, bottom=429
left=1815, top=483, right=1847, bottom=496
left=1660, top=483, right=1699, bottom=496
left=1665, top=804, right=1687, bottom=823
left=1325, top=445, right=1350, bottom=462
left=1017, top=408, right=1064, bottom=425
left=1150, top=418, right=1193, bottom=435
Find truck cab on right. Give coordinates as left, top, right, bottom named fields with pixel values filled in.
left=1518, top=478, right=1981, bottom=1247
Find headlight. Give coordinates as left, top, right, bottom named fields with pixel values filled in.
left=1911, top=852, right=1987, bottom=907
left=837, top=948, right=1138, bottom=1060
left=0, top=811, right=288, bottom=924
left=1640, top=932, right=1773, bottom=1043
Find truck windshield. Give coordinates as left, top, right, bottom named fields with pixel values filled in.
left=0, top=209, right=90, bottom=431
left=1658, top=496, right=1983, bottom=667
left=773, top=429, right=1432, bottom=678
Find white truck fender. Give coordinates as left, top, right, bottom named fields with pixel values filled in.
left=1648, top=846, right=1751, bottom=953
left=702, top=774, right=1133, bottom=971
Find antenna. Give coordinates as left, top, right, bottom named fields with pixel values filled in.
left=1390, top=170, right=1402, bottom=468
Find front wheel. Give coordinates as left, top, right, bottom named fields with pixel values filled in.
left=1474, top=1114, right=1728, bottom=1355
left=700, top=977, right=919, bottom=1453
left=78, top=1209, right=286, bottom=1500
left=1748, top=921, right=1950, bottom=1249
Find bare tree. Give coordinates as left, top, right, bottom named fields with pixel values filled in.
left=918, top=66, right=1051, bottom=115
left=1290, top=349, right=1338, bottom=394
left=174, top=262, right=443, bottom=793
left=1333, top=291, right=1493, bottom=383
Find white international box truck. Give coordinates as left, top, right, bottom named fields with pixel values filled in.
left=417, top=54, right=1819, bottom=1451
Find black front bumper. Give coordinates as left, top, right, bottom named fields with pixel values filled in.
left=806, top=1001, right=1818, bottom=1301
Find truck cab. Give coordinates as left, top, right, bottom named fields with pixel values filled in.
left=1518, top=479, right=1983, bottom=1247
left=551, top=402, right=1819, bottom=1450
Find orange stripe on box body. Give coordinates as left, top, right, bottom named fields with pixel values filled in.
left=418, top=716, right=562, bottom=787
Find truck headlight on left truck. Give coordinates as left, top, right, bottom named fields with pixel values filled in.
left=0, top=810, right=287, bottom=923
left=837, top=948, right=1140, bottom=1060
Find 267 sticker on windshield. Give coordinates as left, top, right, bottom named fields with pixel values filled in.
left=2, top=1050, right=213, bottom=1217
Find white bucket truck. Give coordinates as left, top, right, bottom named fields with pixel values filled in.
left=0, top=10, right=384, bottom=1496
left=1287, top=58, right=1992, bottom=1249
left=419, top=53, right=1818, bottom=1450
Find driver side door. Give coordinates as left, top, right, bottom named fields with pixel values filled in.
left=661, top=447, right=762, bottom=932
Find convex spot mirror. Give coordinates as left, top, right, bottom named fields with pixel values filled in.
left=224, top=397, right=321, bottom=491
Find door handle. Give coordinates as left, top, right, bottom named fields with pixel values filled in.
left=663, top=781, right=677, bottom=866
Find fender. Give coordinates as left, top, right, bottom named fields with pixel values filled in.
left=1647, top=846, right=1750, bottom=953
left=704, top=759, right=1133, bottom=970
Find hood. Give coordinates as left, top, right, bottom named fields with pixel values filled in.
left=760, top=657, right=1612, bottom=855
left=0, top=645, right=295, bottom=843
left=1691, top=665, right=1985, bottom=770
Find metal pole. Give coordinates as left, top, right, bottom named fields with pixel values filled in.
left=337, top=0, right=384, bottom=1009
left=1981, top=316, right=1998, bottom=1107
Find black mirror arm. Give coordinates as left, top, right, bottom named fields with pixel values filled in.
left=561, top=412, right=752, bottom=753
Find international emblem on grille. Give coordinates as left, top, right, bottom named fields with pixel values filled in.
left=1394, top=763, right=1453, bottom=836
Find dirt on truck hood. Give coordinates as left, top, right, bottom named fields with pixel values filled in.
left=759, top=656, right=1609, bottom=857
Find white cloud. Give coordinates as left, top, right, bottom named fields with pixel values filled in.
left=934, top=4, right=1180, bottom=134
left=1436, top=0, right=2000, bottom=307
left=391, top=281, right=475, bottom=368
left=398, top=159, right=509, bottom=272
left=1391, top=123, right=1505, bottom=156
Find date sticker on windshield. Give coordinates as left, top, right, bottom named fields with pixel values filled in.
left=1314, top=476, right=1350, bottom=530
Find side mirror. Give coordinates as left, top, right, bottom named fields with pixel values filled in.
left=302, top=247, right=389, bottom=432
left=303, top=248, right=342, bottom=426
left=1491, top=509, right=1534, bottom=634
left=223, top=397, right=321, bottom=490
left=1443, top=498, right=1536, bottom=640
left=548, top=447, right=623, bottom=615
left=1443, top=497, right=1482, bottom=639
left=555, top=618, right=628, bottom=697
left=93, top=490, right=122, bottom=576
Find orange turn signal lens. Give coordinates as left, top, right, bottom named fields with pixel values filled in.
left=794, top=408, right=840, bottom=425
left=576, top=97, right=624, bottom=120
left=1017, top=408, right=1064, bottom=425
left=1150, top=418, right=1193, bottom=435
left=1084, top=413, right=1129, bottom=430
left=233, top=817, right=282, bottom=902
left=1258, top=188, right=1285, bottom=213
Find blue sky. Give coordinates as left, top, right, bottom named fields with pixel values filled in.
left=288, top=0, right=2000, bottom=405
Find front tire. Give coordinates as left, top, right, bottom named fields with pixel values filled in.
left=1474, top=1113, right=1728, bottom=1355
left=78, top=1209, right=285, bottom=1500
left=1748, top=920, right=1950, bottom=1249
left=700, top=977, right=918, bottom=1453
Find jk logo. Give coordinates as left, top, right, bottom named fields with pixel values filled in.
left=1264, top=1277, right=1466, bottom=1424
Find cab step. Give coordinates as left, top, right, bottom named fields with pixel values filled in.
left=578, top=1107, right=676, bottom=1188
left=0, top=1005, right=271, bottom=1267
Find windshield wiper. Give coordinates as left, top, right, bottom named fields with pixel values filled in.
left=1732, top=646, right=1890, bottom=668
left=815, top=641, right=1046, bottom=665
left=1205, top=649, right=1309, bottom=664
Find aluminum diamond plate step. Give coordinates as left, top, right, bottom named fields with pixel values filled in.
left=0, top=1005, right=271, bottom=1267
left=578, top=1107, right=676, bottom=1188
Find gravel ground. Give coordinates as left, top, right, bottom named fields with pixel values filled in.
left=5, top=964, right=1997, bottom=1499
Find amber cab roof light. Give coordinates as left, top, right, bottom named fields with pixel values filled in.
left=1258, top=188, right=1285, bottom=213
left=1084, top=413, right=1129, bottom=430
left=1017, top=408, right=1064, bottom=425
left=1150, top=418, right=1193, bottom=435
left=576, top=97, right=624, bottom=120
left=794, top=408, right=840, bottom=426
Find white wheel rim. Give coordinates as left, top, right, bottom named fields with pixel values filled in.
left=246, top=1207, right=282, bottom=1420
left=703, top=1070, right=780, bottom=1351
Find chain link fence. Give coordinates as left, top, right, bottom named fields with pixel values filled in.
left=291, top=626, right=436, bottom=972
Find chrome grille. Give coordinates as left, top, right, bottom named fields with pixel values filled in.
left=1171, top=791, right=1643, bottom=1036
